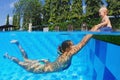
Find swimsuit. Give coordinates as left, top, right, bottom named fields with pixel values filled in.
left=99, top=26, right=112, bottom=32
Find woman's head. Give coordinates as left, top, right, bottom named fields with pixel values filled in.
left=58, top=40, right=73, bottom=53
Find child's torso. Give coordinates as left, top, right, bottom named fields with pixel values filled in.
left=102, top=16, right=112, bottom=28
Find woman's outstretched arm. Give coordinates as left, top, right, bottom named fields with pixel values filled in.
left=71, top=25, right=98, bottom=55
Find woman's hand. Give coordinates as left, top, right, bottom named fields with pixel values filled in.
left=90, top=25, right=99, bottom=31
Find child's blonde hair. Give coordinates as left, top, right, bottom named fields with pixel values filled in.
left=99, top=6, right=108, bottom=15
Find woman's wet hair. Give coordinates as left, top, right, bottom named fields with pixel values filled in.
left=58, top=40, right=73, bottom=53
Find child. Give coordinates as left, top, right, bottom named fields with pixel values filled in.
left=97, top=6, right=112, bottom=31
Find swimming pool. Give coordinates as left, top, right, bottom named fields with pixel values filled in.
left=0, top=32, right=120, bottom=80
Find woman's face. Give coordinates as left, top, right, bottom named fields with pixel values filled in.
left=70, top=42, right=73, bottom=46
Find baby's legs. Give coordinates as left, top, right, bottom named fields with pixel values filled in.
left=10, top=40, right=28, bottom=60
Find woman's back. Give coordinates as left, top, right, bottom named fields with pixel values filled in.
left=43, top=51, right=73, bottom=73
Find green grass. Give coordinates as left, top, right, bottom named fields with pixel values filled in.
left=93, top=35, right=120, bottom=46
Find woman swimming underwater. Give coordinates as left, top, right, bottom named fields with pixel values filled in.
left=4, top=26, right=98, bottom=74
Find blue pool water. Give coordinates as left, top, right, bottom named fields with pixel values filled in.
left=0, top=32, right=120, bottom=80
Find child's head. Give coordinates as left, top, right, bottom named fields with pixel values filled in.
left=99, top=6, right=108, bottom=17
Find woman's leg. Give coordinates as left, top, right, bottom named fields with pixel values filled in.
left=39, top=59, right=50, bottom=64
left=3, top=53, right=20, bottom=64
left=10, top=40, right=28, bottom=60
left=3, top=53, right=28, bottom=69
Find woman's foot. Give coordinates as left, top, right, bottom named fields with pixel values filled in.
left=3, top=53, right=19, bottom=63
left=10, top=40, right=19, bottom=45
left=3, top=53, right=9, bottom=59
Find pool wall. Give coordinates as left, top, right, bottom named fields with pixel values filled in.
left=0, top=32, right=120, bottom=80
left=90, top=38, right=120, bottom=80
